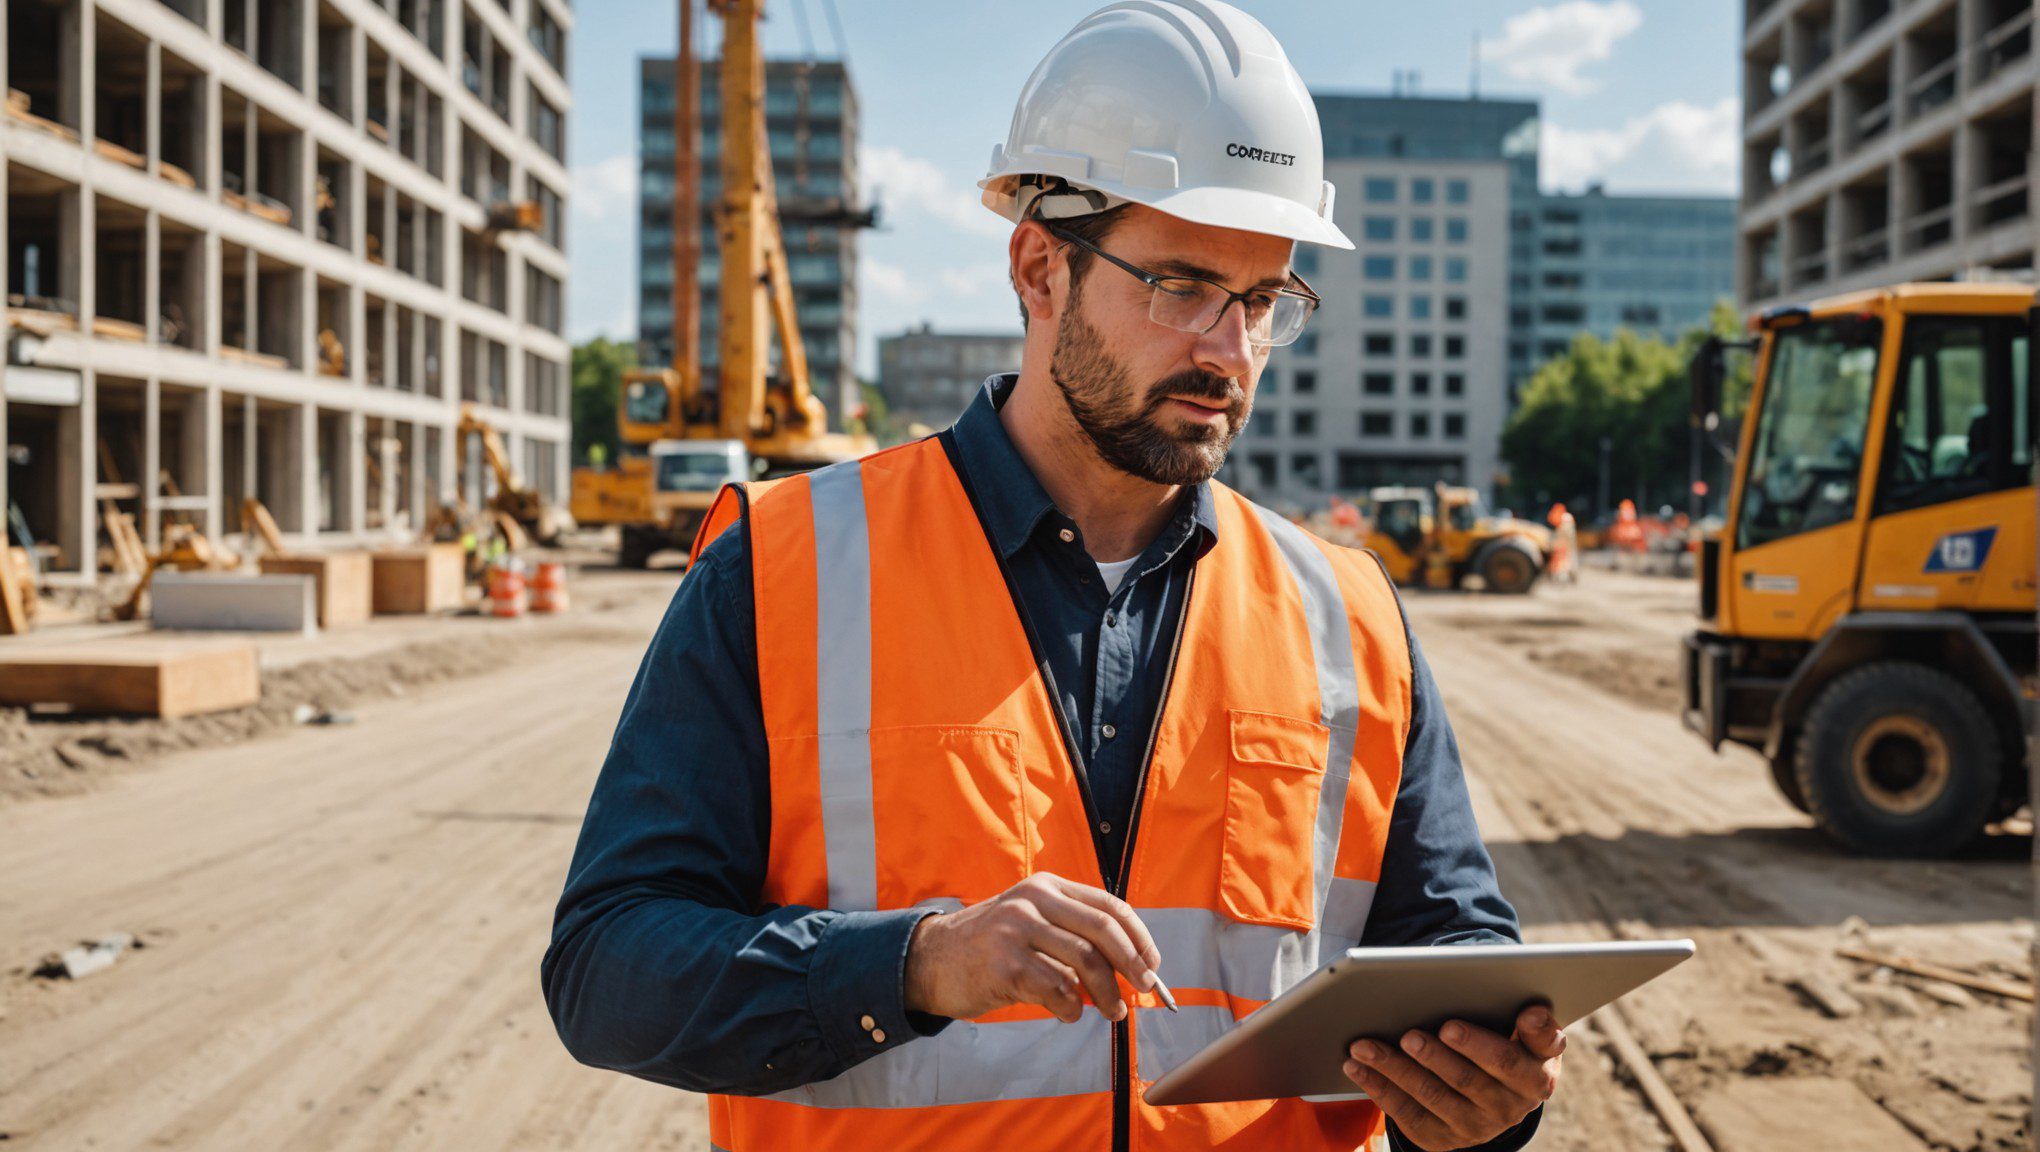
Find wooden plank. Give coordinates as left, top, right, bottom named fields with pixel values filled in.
left=0, top=543, right=28, bottom=636
left=372, top=545, right=466, bottom=615
left=1838, top=945, right=2033, bottom=1003
left=0, top=640, right=260, bottom=718
left=242, top=498, right=288, bottom=557
left=260, top=552, right=373, bottom=628
left=1694, top=1078, right=1927, bottom=1152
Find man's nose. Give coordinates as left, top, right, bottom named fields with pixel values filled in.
left=1192, top=300, right=1256, bottom=381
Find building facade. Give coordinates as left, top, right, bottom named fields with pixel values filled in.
left=1739, top=0, right=2038, bottom=307
left=875, top=322, right=1022, bottom=433
left=1522, top=188, right=1738, bottom=368
left=1236, top=159, right=1512, bottom=508
left=638, top=56, right=860, bottom=426
left=2, top=0, right=573, bottom=578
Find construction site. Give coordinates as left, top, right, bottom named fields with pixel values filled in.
left=3, top=0, right=2037, bottom=1150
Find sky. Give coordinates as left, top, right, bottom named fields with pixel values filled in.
left=563, top=1, right=1742, bottom=375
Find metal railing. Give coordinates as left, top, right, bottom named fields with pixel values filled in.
left=1906, top=52, right=1959, bottom=116
left=1903, top=202, right=1955, bottom=252
left=1976, top=8, right=2034, bottom=83
left=1842, top=226, right=1891, bottom=271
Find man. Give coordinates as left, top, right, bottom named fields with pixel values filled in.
left=544, top=3, right=1560, bottom=1149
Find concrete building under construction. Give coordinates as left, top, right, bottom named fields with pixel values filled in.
left=2, top=0, right=572, bottom=580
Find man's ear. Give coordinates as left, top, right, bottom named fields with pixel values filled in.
left=1010, top=220, right=1064, bottom=328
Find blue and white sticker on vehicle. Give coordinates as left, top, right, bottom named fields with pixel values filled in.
left=1925, top=527, right=1997, bottom=574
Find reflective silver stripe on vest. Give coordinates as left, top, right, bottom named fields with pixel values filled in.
left=768, top=1012, right=1113, bottom=1108
left=1253, top=506, right=1365, bottom=940
left=808, top=462, right=878, bottom=912
left=1141, top=906, right=1362, bottom=1003
left=1136, top=1004, right=1237, bottom=1083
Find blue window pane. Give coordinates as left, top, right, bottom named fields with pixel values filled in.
left=1364, top=178, right=1397, bottom=203
left=1409, top=256, right=1433, bottom=281
left=1446, top=218, right=1468, bottom=243
left=1363, top=294, right=1394, bottom=318
left=1411, top=178, right=1435, bottom=204
left=1293, top=246, right=1321, bottom=275
left=1364, top=216, right=1396, bottom=241
left=1446, top=179, right=1470, bottom=204
left=1445, top=257, right=1468, bottom=282
left=1409, top=295, right=1433, bottom=320
left=1364, top=256, right=1396, bottom=280
left=1410, top=218, right=1434, bottom=242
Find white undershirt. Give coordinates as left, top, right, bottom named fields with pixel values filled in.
left=1095, top=556, right=1139, bottom=595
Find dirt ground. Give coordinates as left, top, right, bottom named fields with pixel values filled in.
left=0, top=563, right=2029, bottom=1150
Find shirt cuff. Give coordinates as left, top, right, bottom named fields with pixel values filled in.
left=1386, top=1105, right=1541, bottom=1152
left=809, top=906, right=950, bottom=1066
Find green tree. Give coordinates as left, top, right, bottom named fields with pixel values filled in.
left=571, top=337, right=634, bottom=467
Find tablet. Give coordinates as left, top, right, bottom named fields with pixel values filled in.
left=1143, top=939, right=1694, bottom=1106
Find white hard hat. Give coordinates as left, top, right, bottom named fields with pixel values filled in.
left=981, top=0, right=1351, bottom=249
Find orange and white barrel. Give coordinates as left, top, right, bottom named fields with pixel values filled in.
left=529, top=561, right=569, bottom=614
left=487, top=561, right=527, bottom=618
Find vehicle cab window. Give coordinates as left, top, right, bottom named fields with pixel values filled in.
left=1874, top=316, right=2027, bottom=516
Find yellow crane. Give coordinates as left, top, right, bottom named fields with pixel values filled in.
left=571, top=0, right=873, bottom=567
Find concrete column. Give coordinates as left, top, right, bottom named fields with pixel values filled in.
left=346, top=409, right=366, bottom=533
left=242, top=394, right=257, bottom=510
left=144, top=211, right=162, bottom=345
left=300, top=0, right=317, bottom=103
left=202, top=386, right=224, bottom=540
left=1955, top=120, right=1980, bottom=250
left=297, top=401, right=317, bottom=538
left=65, top=2, right=90, bottom=144
left=146, top=41, right=162, bottom=179
left=143, top=379, right=161, bottom=547
left=1825, top=187, right=1847, bottom=283
left=299, top=267, right=317, bottom=374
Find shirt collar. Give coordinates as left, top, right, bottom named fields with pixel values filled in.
left=950, top=373, right=1220, bottom=561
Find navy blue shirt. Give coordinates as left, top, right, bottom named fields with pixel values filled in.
left=544, top=375, right=1536, bottom=1150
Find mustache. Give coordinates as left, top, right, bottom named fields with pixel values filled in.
left=1148, top=370, right=1243, bottom=408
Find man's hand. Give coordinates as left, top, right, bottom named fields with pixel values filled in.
left=903, top=873, right=1162, bottom=1024
left=1342, top=1005, right=1564, bottom=1150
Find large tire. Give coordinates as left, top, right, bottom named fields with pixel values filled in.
left=1794, top=662, right=2001, bottom=857
left=1768, top=751, right=1809, bottom=813
left=1479, top=543, right=1540, bottom=595
left=618, top=526, right=658, bottom=570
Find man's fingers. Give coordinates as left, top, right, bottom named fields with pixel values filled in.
left=1028, top=923, right=1128, bottom=1021
left=1404, top=1025, right=1532, bottom=1118
left=1342, top=1053, right=1455, bottom=1151
left=1046, top=878, right=1163, bottom=975
left=1513, top=1005, right=1567, bottom=1062
left=1440, top=1018, right=1555, bottom=1102
left=1036, top=891, right=1155, bottom=995
left=1015, top=954, right=1086, bottom=1024
left=1349, top=1037, right=1481, bottom=1133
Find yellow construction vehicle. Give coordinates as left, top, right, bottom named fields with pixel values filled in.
left=1683, top=283, right=2036, bottom=856
left=457, top=403, right=572, bottom=545
left=569, top=0, right=872, bottom=566
left=1365, top=484, right=1551, bottom=594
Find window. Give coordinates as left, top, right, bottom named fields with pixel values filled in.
left=1542, top=303, right=1586, bottom=324
left=1410, top=256, right=1433, bottom=281
left=1735, top=317, right=1882, bottom=548
left=1292, top=410, right=1317, bottom=436
left=1445, top=296, right=1467, bottom=320
left=1261, top=369, right=1279, bottom=394
left=1445, top=335, right=1466, bottom=359
left=1445, top=373, right=1465, bottom=397
left=1411, top=178, right=1435, bottom=203
left=1361, top=412, right=1394, bottom=437
left=1364, top=216, right=1397, bottom=241
left=1294, top=370, right=1318, bottom=394
left=1876, top=317, right=2026, bottom=516
left=1443, top=413, right=1466, bottom=439
left=1409, top=296, right=1433, bottom=320
left=1248, top=452, right=1278, bottom=488
left=1446, top=217, right=1469, bottom=243
left=1410, top=217, right=1435, bottom=242
left=1365, top=177, right=1397, bottom=203
left=1365, top=333, right=1395, bottom=356
left=1445, top=257, right=1468, bottom=283
left=1363, top=372, right=1394, bottom=396
left=1291, top=453, right=1323, bottom=487
left=1249, top=410, right=1277, bottom=437
left=1412, top=372, right=1432, bottom=396
left=1364, top=295, right=1395, bottom=318
left=1411, top=413, right=1431, bottom=438
left=1446, top=179, right=1470, bottom=204
left=1294, top=332, right=1320, bottom=356
left=1411, top=334, right=1433, bottom=358
left=1364, top=256, right=1396, bottom=281
left=1293, top=246, right=1320, bottom=275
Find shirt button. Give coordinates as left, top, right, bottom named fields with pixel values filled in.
left=1102, top=723, right=1117, bottom=739
left=1059, top=528, right=1076, bottom=543
left=872, top=1028, right=888, bottom=1044
left=1099, top=821, right=1113, bottom=834
left=859, top=1014, right=875, bottom=1031
left=1105, top=611, right=1117, bottom=627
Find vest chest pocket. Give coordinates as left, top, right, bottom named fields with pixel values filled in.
left=867, top=725, right=1031, bottom=906
left=1218, top=709, right=1334, bottom=931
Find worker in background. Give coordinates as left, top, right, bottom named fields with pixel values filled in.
left=1546, top=502, right=1578, bottom=585
left=543, top=4, right=1559, bottom=1149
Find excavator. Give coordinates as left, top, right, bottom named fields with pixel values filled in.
left=570, top=0, right=873, bottom=568
left=1364, top=483, right=1551, bottom=594
left=1683, top=283, right=2036, bottom=856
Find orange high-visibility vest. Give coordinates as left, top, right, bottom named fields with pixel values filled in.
left=690, top=435, right=1412, bottom=1151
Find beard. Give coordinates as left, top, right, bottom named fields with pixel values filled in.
left=1048, top=302, right=1249, bottom=486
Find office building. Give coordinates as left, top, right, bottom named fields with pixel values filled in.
left=3, top=0, right=572, bottom=579
left=876, top=322, right=1022, bottom=432
left=638, top=56, right=860, bottom=424
left=1739, top=0, right=2037, bottom=307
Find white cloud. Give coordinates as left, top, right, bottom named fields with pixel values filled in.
left=864, top=259, right=927, bottom=303
left=572, top=154, right=638, bottom=221
left=1482, top=1, right=1643, bottom=96
left=1543, top=98, right=1740, bottom=195
left=862, top=145, right=1011, bottom=240
left=936, top=263, right=1009, bottom=298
